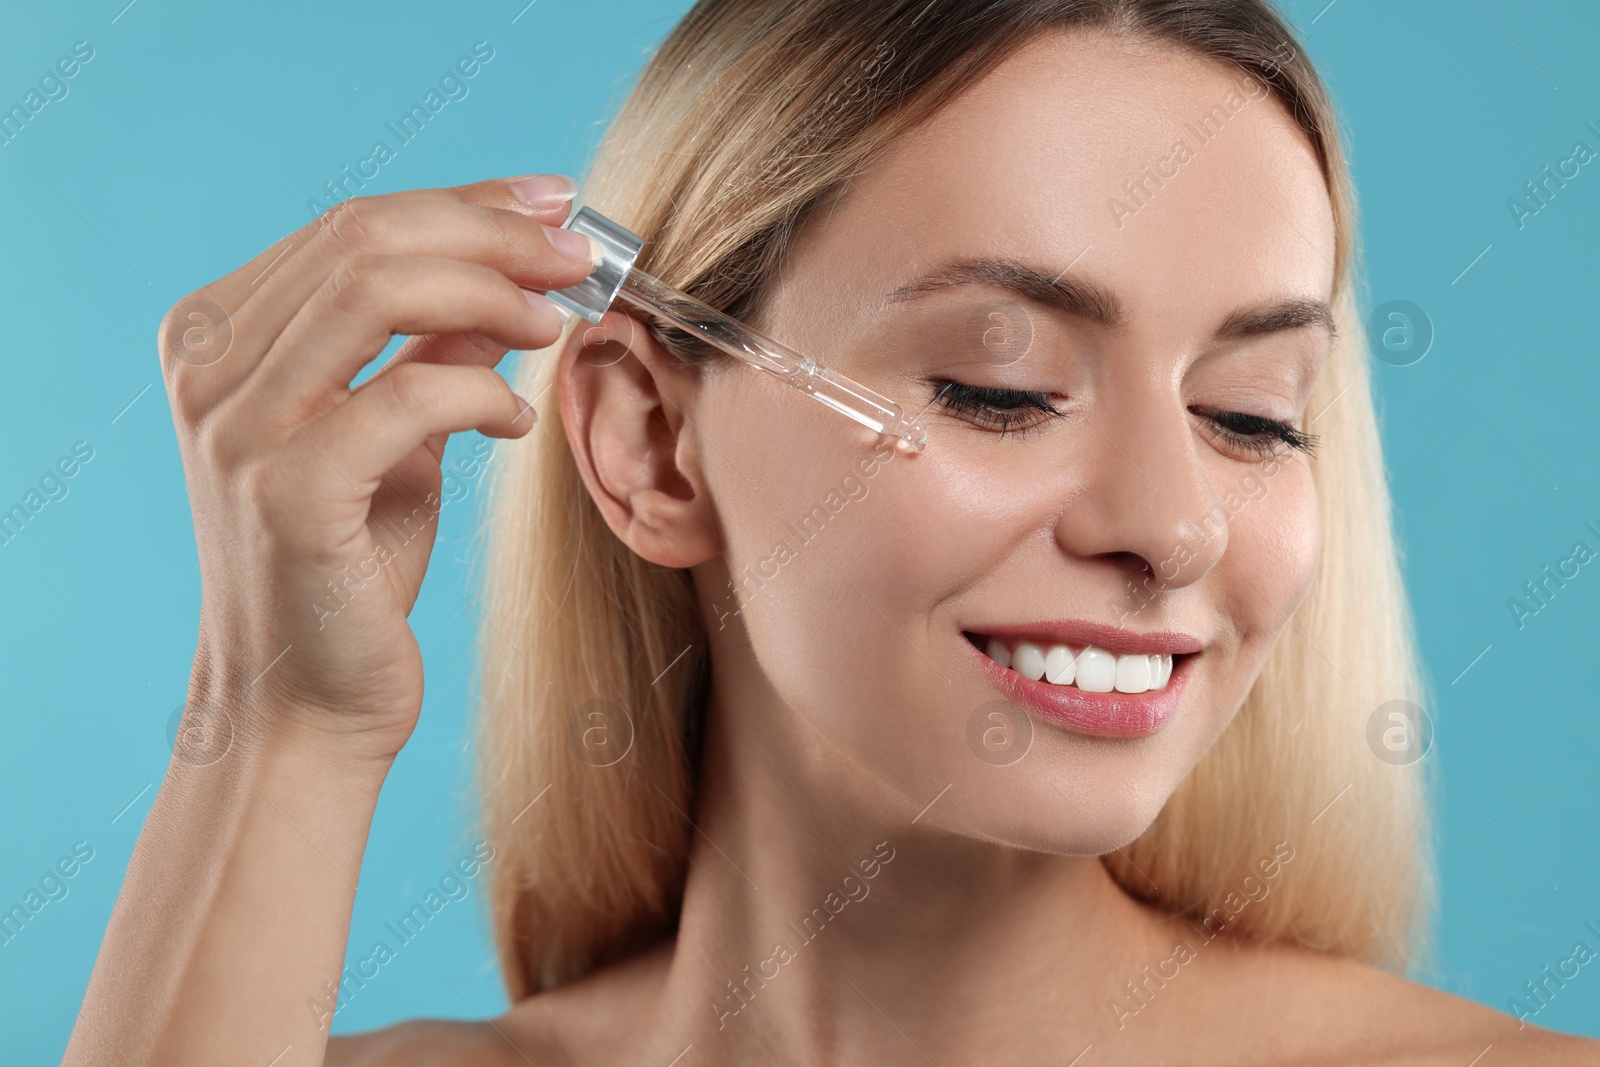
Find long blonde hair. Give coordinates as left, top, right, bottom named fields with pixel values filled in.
left=474, top=0, right=1434, bottom=998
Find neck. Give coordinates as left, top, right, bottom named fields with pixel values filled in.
left=647, top=647, right=1181, bottom=1064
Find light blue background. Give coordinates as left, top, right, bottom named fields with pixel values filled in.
left=1, top=1, right=1596, bottom=1060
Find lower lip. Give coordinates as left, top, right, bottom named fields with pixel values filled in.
left=963, top=634, right=1193, bottom=739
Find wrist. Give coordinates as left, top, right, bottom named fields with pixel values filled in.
left=166, top=689, right=397, bottom=803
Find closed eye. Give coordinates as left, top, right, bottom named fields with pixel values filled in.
left=929, top=380, right=1064, bottom=439
left=1191, top=407, right=1319, bottom=459
left=928, top=379, right=1319, bottom=458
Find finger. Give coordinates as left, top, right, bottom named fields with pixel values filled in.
left=231, top=198, right=596, bottom=396
left=213, top=175, right=582, bottom=313
left=387, top=333, right=516, bottom=462
left=255, top=194, right=601, bottom=322
left=299, top=362, right=532, bottom=492
left=387, top=331, right=512, bottom=373
left=253, top=254, right=574, bottom=411
left=381, top=334, right=521, bottom=463
left=159, top=176, right=586, bottom=405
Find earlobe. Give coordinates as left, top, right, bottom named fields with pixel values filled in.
left=556, top=310, right=722, bottom=569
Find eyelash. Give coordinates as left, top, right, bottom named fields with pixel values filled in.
left=928, top=380, right=1320, bottom=459
left=1196, top=407, right=1320, bottom=459
left=929, top=381, right=1063, bottom=438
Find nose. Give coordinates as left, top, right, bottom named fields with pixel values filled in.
left=1052, top=389, right=1227, bottom=614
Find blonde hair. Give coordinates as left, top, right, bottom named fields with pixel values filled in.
left=474, top=0, right=1435, bottom=998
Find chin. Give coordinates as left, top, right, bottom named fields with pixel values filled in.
left=940, top=733, right=1200, bottom=857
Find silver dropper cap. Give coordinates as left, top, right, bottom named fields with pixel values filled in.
left=545, top=206, right=644, bottom=324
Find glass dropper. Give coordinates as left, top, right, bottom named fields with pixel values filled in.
left=544, top=206, right=928, bottom=454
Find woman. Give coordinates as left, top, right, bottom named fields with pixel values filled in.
left=66, top=0, right=1599, bottom=1063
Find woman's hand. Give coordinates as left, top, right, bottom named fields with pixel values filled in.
left=160, top=175, right=598, bottom=763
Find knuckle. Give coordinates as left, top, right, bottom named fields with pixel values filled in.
left=450, top=363, right=506, bottom=411
left=158, top=289, right=236, bottom=381
left=165, top=366, right=209, bottom=423
left=191, top=414, right=231, bottom=464
left=378, top=363, right=436, bottom=417
left=156, top=295, right=192, bottom=363
left=322, top=254, right=387, bottom=318
left=239, top=455, right=288, bottom=518
left=470, top=364, right=513, bottom=405
left=319, top=196, right=386, bottom=252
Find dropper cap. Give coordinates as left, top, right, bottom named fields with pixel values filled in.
left=546, top=207, right=644, bottom=324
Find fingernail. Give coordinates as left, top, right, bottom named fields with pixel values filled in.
left=513, top=393, right=537, bottom=425
left=510, top=174, right=579, bottom=208
left=523, top=288, right=573, bottom=328
left=543, top=224, right=606, bottom=266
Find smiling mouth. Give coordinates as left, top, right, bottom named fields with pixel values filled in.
left=962, top=631, right=1190, bottom=696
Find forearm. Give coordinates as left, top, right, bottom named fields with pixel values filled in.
left=64, top=704, right=390, bottom=1067
left=80, top=172, right=583, bottom=1067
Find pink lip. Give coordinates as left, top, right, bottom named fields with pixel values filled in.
left=962, top=633, right=1195, bottom=739
left=964, top=620, right=1202, bottom=657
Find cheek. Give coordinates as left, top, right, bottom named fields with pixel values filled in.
left=870, top=443, right=1059, bottom=594
left=703, top=406, right=910, bottom=724
left=1219, top=460, right=1321, bottom=651
left=711, top=415, right=1049, bottom=759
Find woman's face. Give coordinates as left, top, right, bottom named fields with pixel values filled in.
left=661, top=31, right=1333, bottom=851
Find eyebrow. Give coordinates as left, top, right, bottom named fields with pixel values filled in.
left=887, top=258, right=1122, bottom=327
left=884, top=256, right=1336, bottom=340
left=1215, top=298, right=1337, bottom=340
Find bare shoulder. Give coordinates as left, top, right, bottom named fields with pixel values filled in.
left=324, top=942, right=675, bottom=1067
left=499, top=938, right=677, bottom=1062
left=1196, top=930, right=1600, bottom=1065
left=324, top=1017, right=530, bottom=1067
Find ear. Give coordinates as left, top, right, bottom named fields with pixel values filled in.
left=556, top=309, right=722, bottom=568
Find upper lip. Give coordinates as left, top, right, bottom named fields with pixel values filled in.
left=964, top=620, right=1204, bottom=657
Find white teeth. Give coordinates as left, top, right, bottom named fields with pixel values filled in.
left=1043, top=644, right=1075, bottom=685
left=1076, top=647, right=1116, bottom=692
left=1013, top=641, right=1047, bottom=681
left=975, top=635, right=1176, bottom=694
left=1114, top=653, right=1151, bottom=693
